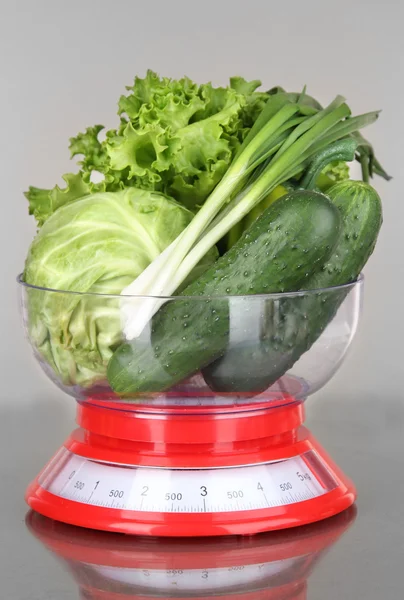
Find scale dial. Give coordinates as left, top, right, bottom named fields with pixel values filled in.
left=39, top=448, right=336, bottom=514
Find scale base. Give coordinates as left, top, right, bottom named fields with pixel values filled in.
left=26, top=402, right=356, bottom=536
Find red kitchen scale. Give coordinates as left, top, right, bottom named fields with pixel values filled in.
left=26, top=374, right=356, bottom=537
left=26, top=505, right=356, bottom=600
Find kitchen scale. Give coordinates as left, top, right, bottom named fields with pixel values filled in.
left=22, top=276, right=363, bottom=536
left=26, top=375, right=356, bottom=536
left=26, top=506, right=356, bottom=599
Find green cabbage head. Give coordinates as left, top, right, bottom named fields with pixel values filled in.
left=23, top=188, right=210, bottom=388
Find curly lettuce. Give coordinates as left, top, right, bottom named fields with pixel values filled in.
left=316, top=160, right=350, bottom=192
left=26, top=173, right=92, bottom=227
left=25, top=71, right=272, bottom=224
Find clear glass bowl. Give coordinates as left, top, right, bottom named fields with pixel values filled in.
left=18, top=275, right=363, bottom=409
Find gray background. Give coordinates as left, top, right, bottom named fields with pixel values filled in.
left=2, top=0, right=403, bottom=409
left=1, top=1, right=404, bottom=598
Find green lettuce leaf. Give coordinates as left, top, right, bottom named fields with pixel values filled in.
left=25, top=173, right=92, bottom=227
left=230, top=76, right=269, bottom=128
left=119, top=70, right=205, bottom=131
left=26, top=72, right=272, bottom=226
left=107, top=122, right=171, bottom=181
left=168, top=120, right=234, bottom=210
left=69, top=124, right=109, bottom=174
left=316, top=160, right=350, bottom=192
left=107, top=76, right=249, bottom=210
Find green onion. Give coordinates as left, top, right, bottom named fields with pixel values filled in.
left=120, top=95, right=382, bottom=340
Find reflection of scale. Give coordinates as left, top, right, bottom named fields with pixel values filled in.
left=26, top=507, right=356, bottom=599
left=26, top=376, right=356, bottom=536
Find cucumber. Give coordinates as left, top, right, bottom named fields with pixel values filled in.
left=220, top=184, right=291, bottom=253
left=309, top=180, right=382, bottom=287
left=204, top=181, right=382, bottom=393
left=201, top=302, right=303, bottom=394
left=283, top=179, right=383, bottom=352
left=107, top=191, right=341, bottom=395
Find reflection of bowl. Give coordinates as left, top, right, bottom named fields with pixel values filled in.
left=18, top=275, right=363, bottom=408
left=26, top=506, right=356, bottom=597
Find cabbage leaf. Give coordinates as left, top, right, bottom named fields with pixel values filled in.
left=23, top=188, right=216, bottom=387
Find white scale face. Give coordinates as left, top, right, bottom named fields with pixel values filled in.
left=39, top=448, right=336, bottom=513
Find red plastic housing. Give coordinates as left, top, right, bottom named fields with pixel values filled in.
left=26, top=400, right=356, bottom=536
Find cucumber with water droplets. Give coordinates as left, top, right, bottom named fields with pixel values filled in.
left=203, top=181, right=382, bottom=393
left=108, top=191, right=341, bottom=395
left=308, top=180, right=382, bottom=287
left=279, top=180, right=382, bottom=354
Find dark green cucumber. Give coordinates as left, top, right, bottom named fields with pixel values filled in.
left=309, top=180, right=382, bottom=287
left=282, top=180, right=383, bottom=354
left=107, top=191, right=341, bottom=395
left=204, top=180, right=382, bottom=393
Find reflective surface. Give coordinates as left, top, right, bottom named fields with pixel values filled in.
left=2, top=392, right=404, bottom=599
left=25, top=507, right=356, bottom=598
left=19, top=277, right=363, bottom=406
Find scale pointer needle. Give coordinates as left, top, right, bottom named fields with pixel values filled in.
left=88, top=481, right=100, bottom=501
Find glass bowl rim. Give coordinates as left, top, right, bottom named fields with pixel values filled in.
left=17, top=272, right=364, bottom=301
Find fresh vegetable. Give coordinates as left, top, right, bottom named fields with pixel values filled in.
left=203, top=180, right=382, bottom=393
left=300, top=138, right=358, bottom=190
left=316, top=160, right=350, bottom=192
left=220, top=184, right=290, bottom=252
left=27, top=173, right=94, bottom=228
left=120, top=92, right=384, bottom=340
left=267, top=85, right=391, bottom=183
left=23, top=188, right=216, bottom=386
left=221, top=138, right=356, bottom=253
left=22, top=71, right=389, bottom=395
left=307, top=180, right=382, bottom=287
left=271, top=179, right=383, bottom=372
left=107, top=190, right=342, bottom=394
left=25, top=72, right=271, bottom=224
left=25, top=74, right=389, bottom=228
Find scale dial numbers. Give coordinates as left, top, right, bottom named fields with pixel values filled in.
left=41, top=449, right=336, bottom=513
